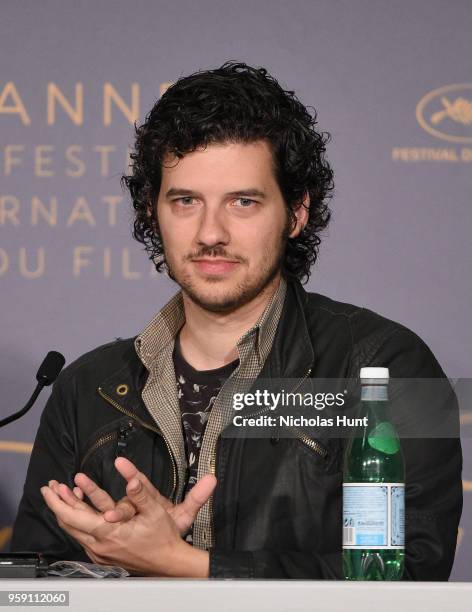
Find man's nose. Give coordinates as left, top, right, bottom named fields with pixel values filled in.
left=195, top=205, right=230, bottom=247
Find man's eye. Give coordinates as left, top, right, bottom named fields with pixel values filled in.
left=175, top=197, right=195, bottom=205
left=234, top=198, right=256, bottom=208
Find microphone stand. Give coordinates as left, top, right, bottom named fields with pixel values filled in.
left=0, top=383, right=44, bottom=428
left=0, top=351, right=65, bottom=429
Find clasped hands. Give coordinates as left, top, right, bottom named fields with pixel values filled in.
left=40, top=457, right=217, bottom=577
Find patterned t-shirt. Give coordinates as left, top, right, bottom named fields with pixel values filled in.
left=172, top=331, right=239, bottom=544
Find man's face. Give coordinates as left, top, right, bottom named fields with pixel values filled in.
left=156, top=140, right=296, bottom=313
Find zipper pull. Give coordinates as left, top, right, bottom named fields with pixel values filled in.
left=116, top=421, right=134, bottom=457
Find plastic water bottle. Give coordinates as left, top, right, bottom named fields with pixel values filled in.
left=343, top=367, right=405, bottom=580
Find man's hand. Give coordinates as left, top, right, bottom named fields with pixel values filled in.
left=53, top=457, right=216, bottom=537
left=41, top=458, right=216, bottom=577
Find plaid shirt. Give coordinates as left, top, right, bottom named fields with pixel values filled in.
left=134, top=276, right=287, bottom=549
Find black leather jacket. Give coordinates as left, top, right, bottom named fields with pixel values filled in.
left=11, top=279, right=463, bottom=579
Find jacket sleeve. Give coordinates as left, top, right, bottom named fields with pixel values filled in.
left=374, top=328, right=463, bottom=580
left=10, top=375, right=89, bottom=562
left=209, top=549, right=342, bottom=579
left=208, top=328, right=462, bottom=580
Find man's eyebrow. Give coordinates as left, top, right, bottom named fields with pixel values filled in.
left=165, top=188, right=199, bottom=198
left=164, top=187, right=267, bottom=199
left=225, top=189, right=267, bottom=199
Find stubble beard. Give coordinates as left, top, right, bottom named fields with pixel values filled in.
left=162, top=228, right=289, bottom=314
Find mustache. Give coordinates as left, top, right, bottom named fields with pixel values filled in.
left=186, top=247, right=246, bottom=262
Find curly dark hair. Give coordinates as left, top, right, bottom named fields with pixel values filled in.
left=122, top=61, right=334, bottom=284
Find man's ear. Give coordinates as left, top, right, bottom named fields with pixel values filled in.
left=288, top=192, right=310, bottom=238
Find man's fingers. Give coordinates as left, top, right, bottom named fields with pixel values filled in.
left=55, top=479, right=133, bottom=523
left=172, top=475, right=217, bottom=533
left=114, top=457, right=173, bottom=510
left=73, top=487, right=84, bottom=500
left=113, top=457, right=141, bottom=481
left=41, top=485, right=103, bottom=533
left=54, top=482, right=91, bottom=511
left=103, top=496, right=137, bottom=522
left=74, top=472, right=116, bottom=513
left=125, top=477, right=163, bottom=516
left=48, top=480, right=89, bottom=512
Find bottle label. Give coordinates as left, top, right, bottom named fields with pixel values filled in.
left=343, top=483, right=404, bottom=549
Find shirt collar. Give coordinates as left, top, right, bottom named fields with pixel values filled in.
left=135, top=275, right=287, bottom=371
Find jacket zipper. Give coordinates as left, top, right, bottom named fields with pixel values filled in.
left=96, top=386, right=178, bottom=501
left=207, top=364, right=315, bottom=545
left=80, top=420, right=135, bottom=470
left=80, top=431, right=119, bottom=470
left=116, top=421, right=134, bottom=457
left=294, top=428, right=328, bottom=458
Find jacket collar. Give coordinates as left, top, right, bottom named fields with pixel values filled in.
left=257, top=277, right=315, bottom=379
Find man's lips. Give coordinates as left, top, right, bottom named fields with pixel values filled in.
left=191, top=258, right=241, bottom=275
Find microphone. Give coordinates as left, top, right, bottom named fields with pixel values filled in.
left=0, top=351, right=66, bottom=428
left=36, top=351, right=65, bottom=386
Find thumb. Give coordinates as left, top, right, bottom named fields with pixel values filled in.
left=172, top=475, right=217, bottom=535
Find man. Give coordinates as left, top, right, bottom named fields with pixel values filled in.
left=11, top=61, right=462, bottom=579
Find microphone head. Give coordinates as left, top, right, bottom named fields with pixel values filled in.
left=36, top=351, right=66, bottom=386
